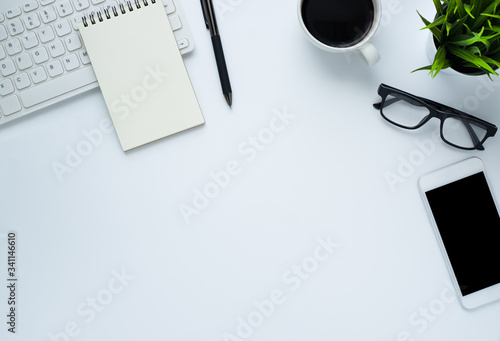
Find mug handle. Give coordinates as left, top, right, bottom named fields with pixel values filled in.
left=355, top=43, right=380, bottom=66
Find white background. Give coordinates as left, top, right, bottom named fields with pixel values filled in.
left=1, top=0, right=500, bottom=340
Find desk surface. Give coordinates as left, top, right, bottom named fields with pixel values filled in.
left=1, top=0, right=500, bottom=340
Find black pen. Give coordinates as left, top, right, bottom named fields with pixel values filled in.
left=200, top=0, right=233, bottom=107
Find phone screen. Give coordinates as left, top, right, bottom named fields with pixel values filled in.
left=425, top=171, right=500, bottom=296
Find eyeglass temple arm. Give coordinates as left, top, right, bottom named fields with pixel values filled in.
left=423, top=97, right=495, bottom=127
left=373, top=96, right=426, bottom=110
left=422, top=98, right=487, bottom=149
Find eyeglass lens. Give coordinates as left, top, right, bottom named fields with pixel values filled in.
left=382, top=93, right=430, bottom=128
left=442, top=117, right=488, bottom=149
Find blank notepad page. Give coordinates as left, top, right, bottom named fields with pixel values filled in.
left=79, top=0, right=205, bottom=151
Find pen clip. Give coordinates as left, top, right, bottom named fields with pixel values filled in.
left=200, top=0, right=210, bottom=30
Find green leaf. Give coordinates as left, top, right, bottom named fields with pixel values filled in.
left=446, top=21, right=453, bottom=35
left=418, top=11, right=443, bottom=42
left=472, top=27, right=492, bottom=49
left=468, top=46, right=482, bottom=55
left=421, top=15, right=446, bottom=30
left=472, top=0, right=500, bottom=31
left=486, top=25, right=500, bottom=33
left=448, top=45, right=499, bottom=75
left=430, top=45, right=448, bottom=76
left=464, top=4, right=475, bottom=18
left=448, top=34, right=481, bottom=46
left=447, top=16, right=469, bottom=37
left=463, top=23, right=473, bottom=35
left=471, top=0, right=488, bottom=18
left=433, top=0, right=443, bottom=14
left=454, top=0, right=467, bottom=18
left=482, top=57, right=500, bottom=71
left=481, top=13, right=500, bottom=19
left=411, top=65, right=433, bottom=73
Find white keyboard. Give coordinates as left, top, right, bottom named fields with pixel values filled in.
left=0, top=0, right=194, bottom=125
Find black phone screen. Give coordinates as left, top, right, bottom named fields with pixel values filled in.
left=425, top=171, right=500, bottom=296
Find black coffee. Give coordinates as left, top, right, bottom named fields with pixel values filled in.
left=302, top=0, right=374, bottom=48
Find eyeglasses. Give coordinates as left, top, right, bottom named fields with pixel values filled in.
left=373, top=84, right=497, bottom=150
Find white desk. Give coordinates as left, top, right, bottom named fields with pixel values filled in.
left=1, top=0, right=500, bottom=340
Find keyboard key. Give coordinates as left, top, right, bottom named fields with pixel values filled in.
left=177, top=38, right=189, bottom=50
left=23, top=2, right=39, bottom=12
left=0, top=0, right=192, bottom=124
left=56, top=1, right=74, bottom=17
left=72, top=0, right=91, bottom=11
left=169, top=15, right=182, bottom=31
left=0, top=79, right=15, bottom=96
left=15, top=53, right=33, bottom=70
left=79, top=49, right=91, bottom=64
left=101, top=1, right=118, bottom=13
left=22, top=32, right=39, bottom=49
left=64, top=35, right=82, bottom=51
left=48, top=40, right=65, bottom=57
left=0, top=25, right=7, bottom=41
left=7, top=19, right=25, bottom=36
left=86, top=8, right=100, bottom=19
left=14, top=73, right=31, bottom=90
left=32, top=46, right=49, bottom=64
left=38, top=26, right=55, bottom=43
left=6, top=7, right=22, bottom=19
left=55, top=19, right=72, bottom=36
left=0, top=59, right=16, bottom=76
left=47, top=59, right=64, bottom=77
left=0, top=95, right=22, bottom=116
left=20, top=66, right=97, bottom=108
left=116, top=0, right=130, bottom=7
left=70, top=15, right=83, bottom=30
left=5, top=38, right=22, bottom=56
left=29, top=66, right=48, bottom=84
left=23, top=13, right=41, bottom=29
left=163, top=0, right=175, bottom=14
left=41, top=6, right=57, bottom=23
left=63, top=54, right=80, bottom=71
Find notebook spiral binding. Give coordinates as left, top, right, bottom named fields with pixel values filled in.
left=82, top=0, right=157, bottom=27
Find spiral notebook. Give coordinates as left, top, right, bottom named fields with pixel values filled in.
left=79, top=0, right=205, bottom=151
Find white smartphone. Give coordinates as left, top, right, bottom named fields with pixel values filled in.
left=419, top=157, right=500, bottom=310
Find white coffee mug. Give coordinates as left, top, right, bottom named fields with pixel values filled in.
left=298, top=0, right=382, bottom=66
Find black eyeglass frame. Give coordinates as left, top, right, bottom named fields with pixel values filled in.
left=373, top=83, right=498, bottom=151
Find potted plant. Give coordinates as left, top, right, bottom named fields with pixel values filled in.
left=415, top=0, right=500, bottom=77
